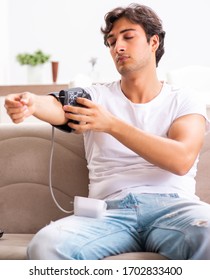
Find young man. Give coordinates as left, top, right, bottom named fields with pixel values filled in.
left=4, top=4, right=210, bottom=259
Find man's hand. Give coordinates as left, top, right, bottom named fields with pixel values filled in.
left=63, top=97, right=116, bottom=134
left=4, top=92, right=35, bottom=123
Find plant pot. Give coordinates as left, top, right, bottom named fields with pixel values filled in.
left=27, top=65, right=43, bottom=84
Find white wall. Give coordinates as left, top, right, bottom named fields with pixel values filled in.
left=0, top=0, right=9, bottom=84
left=1, top=0, right=210, bottom=85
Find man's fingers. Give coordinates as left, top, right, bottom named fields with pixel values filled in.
left=76, top=97, right=94, bottom=107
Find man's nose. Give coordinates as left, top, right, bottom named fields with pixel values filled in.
left=114, top=40, right=126, bottom=53
left=117, top=47, right=125, bottom=53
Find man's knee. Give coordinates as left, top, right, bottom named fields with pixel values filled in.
left=27, top=226, right=61, bottom=260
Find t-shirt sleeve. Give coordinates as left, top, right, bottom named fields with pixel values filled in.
left=176, top=88, right=210, bottom=132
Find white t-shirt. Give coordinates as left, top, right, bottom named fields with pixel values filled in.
left=83, top=81, right=209, bottom=200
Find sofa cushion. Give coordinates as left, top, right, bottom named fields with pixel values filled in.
left=0, top=234, right=33, bottom=260
left=0, top=234, right=167, bottom=260
left=104, top=252, right=168, bottom=260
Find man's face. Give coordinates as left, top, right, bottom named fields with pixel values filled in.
left=106, top=17, right=158, bottom=76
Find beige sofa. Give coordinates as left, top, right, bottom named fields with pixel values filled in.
left=0, top=122, right=210, bottom=260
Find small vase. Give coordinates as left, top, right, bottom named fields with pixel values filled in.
left=27, top=65, right=43, bottom=84
left=51, top=61, right=59, bottom=83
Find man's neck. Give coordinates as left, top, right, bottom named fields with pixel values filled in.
left=120, top=72, right=162, bottom=104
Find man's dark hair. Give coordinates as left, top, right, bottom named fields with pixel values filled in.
left=101, top=3, right=166, bottom=67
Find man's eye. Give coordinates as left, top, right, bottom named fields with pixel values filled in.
left=124, top=36, right=133, bottom=40
left=108, top=41, right=116, bottom=47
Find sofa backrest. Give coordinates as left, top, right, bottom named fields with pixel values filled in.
left=195, top=131, right=210, bottom=203
left=0, top=123, right=209, bottom=234
left=0, top=123, right=89, bottom=233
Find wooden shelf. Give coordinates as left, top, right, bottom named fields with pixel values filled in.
left=0, top=84, right=69, bottom=96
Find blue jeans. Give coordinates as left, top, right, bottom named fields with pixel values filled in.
left=27, top=193, right=210, bottom=259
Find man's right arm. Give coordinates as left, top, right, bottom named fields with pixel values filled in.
left=4, top=92, right=67, bottom=125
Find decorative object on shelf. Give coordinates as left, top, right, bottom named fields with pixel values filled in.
left=89, top=57, right=99, bottom=83
left=69, top=73, right=92, bottom=88
left=51, top=61, right=59, bottom=83
left=16, top=50, right=50, bottom=84
left=89, top=57, right=97, bottom=71
left=26, top=64, right=44, bottom=84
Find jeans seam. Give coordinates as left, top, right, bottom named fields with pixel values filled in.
left=150, top=225, right=191, bottom=259
left=73, top=228, right=136, bottom=259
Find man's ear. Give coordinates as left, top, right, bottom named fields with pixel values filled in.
left=150, top=34, right=159, bottom=52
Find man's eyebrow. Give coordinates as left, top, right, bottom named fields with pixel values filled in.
left=107, top=28, right=136, bottom=39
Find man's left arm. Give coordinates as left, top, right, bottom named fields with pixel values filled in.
left=108, top=114, right=206, bottom=175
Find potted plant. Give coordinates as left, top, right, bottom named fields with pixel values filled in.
left=16, top=50, right=50, bottom=66
left=16, top=50, right=50, bottom=83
